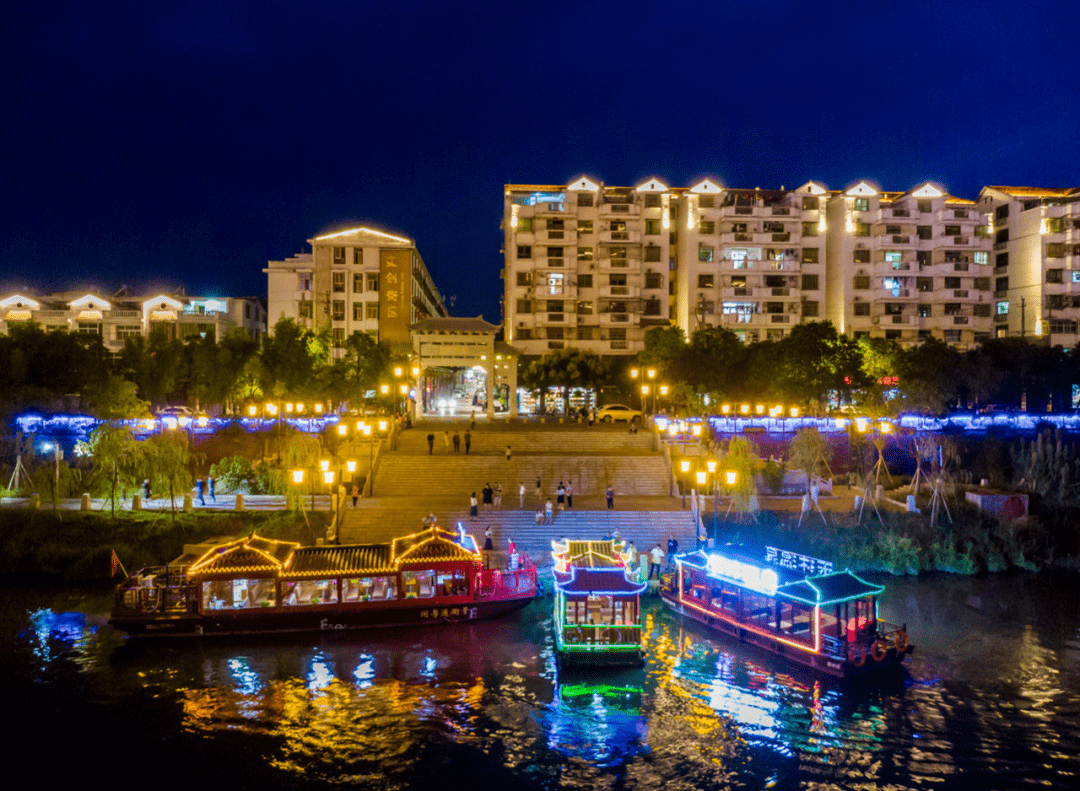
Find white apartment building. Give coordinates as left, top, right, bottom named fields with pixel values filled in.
left=265, top=225, right=447, bottom=355
left=673, top=180, right=828, bottom=342
left=502, top=177, right=673, bottom=356
left=826, top=182, right=993, bottom=349
left=0, top=288, right=266, bottom=352
left=977, top=186, right=1080, bottom=345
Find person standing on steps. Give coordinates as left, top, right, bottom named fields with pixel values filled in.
left=519, top=481, right=525, bottom=509
left=453, top=430, right=461, bottom=453
left=556, top=481, right=565, bottom=510
left=443, top=430, right=450, bottom=454
left=666, top=536, right=679, bottom=569
left=545, top=498, right=554, bottom=524
left=493, top=482, right=503, bottom=510
left=606, top=485, right=615, bottom=510
left=351, top=483, right=359, bottom=508
left=484, top=527, right=493, bottom=551
left=566, top=480, right=573, bottom=509
left=505, top=444, right=512, bottom=463
left=427, top=432, right=435, bottom=454
left=470, top=410, right=477, bottom=431
left=469, top=492, right=478, bottom=518
left=535, top=476, right=542, bottom=506
left=464, top=430, right=471, bottom=454
left=649, top=544, right=663, bottom=580
left=482, top=482, right=493, bottom=511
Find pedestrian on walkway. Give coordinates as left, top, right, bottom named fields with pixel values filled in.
left=196, top=478, right=206, bottom=506
left=494, top=482, right=503, bottom=510
left=666, top=536, right=679, bottom=568
left=506, top=444, right=512, bottom=463
left=143, top=479, right=152, bottom=501
left=351, top=483, right=360, bottom=507
left=519, top=482, right=525, bottom=509
left=556, top=482, right=565, bottom=510
left=649, top=544, right=663, bottom=580
left=443, top=430, right=450, bottom=453
left=427, top=433, right=435, bottom=454
left=606, top=485, right=615, bottom=510
left=470, top=410, right=476, bottom=430
left=453, top=431, right=461, bottom=452
left=545, top=498, right=554, bottom=524
left=464, top=430, right=471, bottom=454
left=566, top=480, right=573, bottom=509
left=469, top=492, right=478, bottom=518
left=482, top=483, right=493, bottom=511
left=208, top=476, right=216, bottom=502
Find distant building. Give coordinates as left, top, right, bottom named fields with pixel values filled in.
left=265, top=225, right=447, bottom=356
left=0, top=287, right=266, bottom=352
left=825, top=181, right=993, bottom=349
left=977, top=186, right=1080, bottom=345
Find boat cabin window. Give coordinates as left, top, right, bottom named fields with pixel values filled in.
left=281, top=579, right=337, bottom=606
left=202, top=579, right=276, bottom=610
left=779, top=601, right=813, bottom=640
left=742, top=592, right=773, bottom=622
left=343, top=576, right=397, bottom=602
left=585, top=594, right=614, bottom=625
left=402, top=571, right=436, bottom=598
left=436, top=571, right=468, bottom=597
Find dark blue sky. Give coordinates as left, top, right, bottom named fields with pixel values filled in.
left=4, top=1, right=1079, bottom=322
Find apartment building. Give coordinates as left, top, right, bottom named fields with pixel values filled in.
left=825, top=182, right=993, bottom=349
left=673, top=180, right=828, bottom=342
left=977, top=186, right=1080, bottom=345
left=502, top=177, right=673, bottom=356
left=0, top=288, right=266, bottom=352
left=265, top=225, right=447, bottom=355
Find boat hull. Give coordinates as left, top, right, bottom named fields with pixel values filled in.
left=556, top=646, right=645, bottom=670
left=111, top=594, right=536, bottom=638
left=660, top=591, right=912, bottom=678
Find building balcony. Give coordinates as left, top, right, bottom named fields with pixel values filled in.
left=599, top=201, right=641, bottom=217
left=599, top=285, right=640, bottom=298
left=539, top=230, right=576, bottom=243
left=532, top=285, right=578, bottom=299
left=598, top=230, right=641, bottom=244
left=598, top=257, right=636, bottom=271
left=599, top=312, right=636, bottom=326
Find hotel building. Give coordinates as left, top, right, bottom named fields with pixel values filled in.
left=825, top=182, right=993, bottom=349
left=265, top=225, right=447, bottom=356
left=976, top=186, right=1080, bottom=345
left=0, top=288, right=266, bottom=353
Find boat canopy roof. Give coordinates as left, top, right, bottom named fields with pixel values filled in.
left=776, top=571, right=884, bottom=606
left=551, top=538, right=631, bottom=571
left=186, top=526, right=480, bottom=580
left=188, top=534, right=300, bottom=577
left=554, top=566, right=648, bottom=596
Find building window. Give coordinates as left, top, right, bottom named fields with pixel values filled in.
left=353, top=274, right=364, bottom=293
left=944, top=330, right=962, bottom=343
left=919, top=304, right=932, bottom=318
left=853, top=198, right=869, bottom=211
left=517, top=217, right=533, bottom=233
left=1048, top=243, right=1065, bottom=259
left=645, top=272, right=662, bottom=289
left=608, top=328, right=627, bottom=340
left=644, top=194, right=661, bottom=208
left=975, top=277, right=990, bottom=291
left=853, top=303, right=870, bottom=316
left=332, top=328, right=344, bottom=348
left=802, top=222, right=819, bottom=237
left=333, top=272, right=345, bottom=292
left=354, top=249, right=363, bottom=265
left=802, top=196, right=819, bottom=210
left=517, top=245, right=532, bottom=258
left=333, top=247, right=346, bottom=264
left=577, top=274, right=593, bottom=288
left=853, top=250, right=870, bottom=264
left=996, top=252, right=1008, bottom=268
left=944, top=303, right=962, bottom=315
left=516, top=272, right=531, bottom=286
left=699, top=246, right=714, bottom=262
left=645, top=245, right=661, bottom=262
left=918, top=226, right=933, bottom=240
left=697, top=274, right=715, bottom=288
left=801, top=274, right=819, bottom=291
left=577, top=301, right=593, bottom=315
left=366, top=303, right=379, bottom=320
left=577, top=247, right=593, bottom=261
left=645, top=219, right=661, bottom=235
left=917, top=277, right=933, bottom=292
left=299, top=301, right=313, bottom=319
left=1047, top=268, right=1064, bottom=283
left=577, top=193, right=593, bottom=207
left=944, top=225, right=961, bottom=237
left=854, top=223, right=871, bottom=237
left=974, top=251, right=988, bottom=265
left=853, top=275, right=870, bottom=290
left=516, top=299, right=532, bottom=314
left=116, top=325, right=141, bottom=339
left=699, top=221, right=715, bottom=234
left=353, top=302, right=364, bottom=321
left=367, top=274, right=379, bottom=292
left=547, top=327, right=564, bottom=340
left=577, top=220, right=593, bottom=234
left=995, top=229, right=1009, bottom=244
left=332, top=300, right=345, bottom=321
left=802, top=247, right=819, bottom=263
left=577, top=327, right=594, bottom=340
left=802, top=301, right=819, bottom=317
left=944, top=277, right=962, bottom=289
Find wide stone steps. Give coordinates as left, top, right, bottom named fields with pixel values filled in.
left=372, top=454, right=671, bottom=498
left=397, top=426, right=656, bottom=454
left=338, top=506, right=697, bottom=558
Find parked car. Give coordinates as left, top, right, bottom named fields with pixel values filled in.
left=154, top=406, right=193, bottom=416
left=597, top=404, right=642, bottom=423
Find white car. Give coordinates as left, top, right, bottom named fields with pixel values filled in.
left=155, top=406, right=193, bottom=416
left=597, top=404, right=643, bottom=423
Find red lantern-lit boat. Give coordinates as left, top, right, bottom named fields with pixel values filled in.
left=110, top=524, right=539, bottom=637
left=660, top=545, right=913, bottom=678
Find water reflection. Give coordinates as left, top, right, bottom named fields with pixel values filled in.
left=6, top=575, right=1080, bottom=789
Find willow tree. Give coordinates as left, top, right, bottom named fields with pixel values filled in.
left=81, top=423, right=138, bottom=518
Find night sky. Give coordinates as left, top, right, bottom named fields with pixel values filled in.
left=5, top=1, right=1080, bottom=323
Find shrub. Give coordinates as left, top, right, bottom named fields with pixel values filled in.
left=209, top=456, right=256, bottom=494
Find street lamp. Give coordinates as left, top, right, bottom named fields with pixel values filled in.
left=680, top=458, right=691, bottom=509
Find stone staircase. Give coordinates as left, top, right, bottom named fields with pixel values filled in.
left=396, top=425, right=657, bottom=454
left=372, top=454, right=671, bottom=498
left=338, top=506, right=698, bottom=560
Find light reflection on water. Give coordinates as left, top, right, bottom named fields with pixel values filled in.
left=7, top=572, right=1080, bottom=789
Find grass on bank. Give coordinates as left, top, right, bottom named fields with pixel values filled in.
left=0, top=508, right=331, bottom=582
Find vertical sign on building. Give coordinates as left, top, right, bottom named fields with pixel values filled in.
left=379, top=249, right=411, bottom=344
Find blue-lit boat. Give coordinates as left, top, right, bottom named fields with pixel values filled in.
left=110, top=524, right=539, bottom=638
left=659, top=545, right=913, bottom=677
left=551, top=539, right=647, bottom=669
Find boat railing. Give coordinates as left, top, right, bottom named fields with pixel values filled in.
left=820, top=633, right=848, bottom=660
left=475, top=554, right=537, bottom=599
left=562, top=624, right=641, bottom=648
left=113, top=566, right=198, bottom=615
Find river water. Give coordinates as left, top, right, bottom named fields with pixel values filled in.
left=5, top=571, right=1079, bottom=790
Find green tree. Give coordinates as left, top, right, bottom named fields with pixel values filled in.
left=82, top=374, right=151, bottom=420
left=261, top=318, right=318, bottom=396
left=141, top=430, right=196, bottom=518
left=341, top=331, right=392, bottom=401
left=898, top=337, right=964, bottom=414
left=81, top=423, right=138, bottom=517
